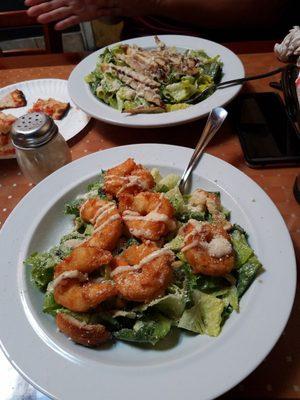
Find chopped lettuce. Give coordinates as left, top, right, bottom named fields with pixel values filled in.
left=25, top=245, right=71, bottom=291
left=64, top=198, right=83, bottom=217
left=114, top=314, right=171, bottom=345
left=162, top=80, right=198, bottom=103
left=178, top=290, right=224, bottom=337
left=172, top=263, right=198, bottom=308
left=164, top=234, right=184, bottom=252
left=166, top=103, right=190, bottom=112
left=134, top=292, right=185, bottom=320
left=155, top=174, right=180, bottom=192
left=43, top=291, right=61, bottom=316
left=236, top=255, right=262, bottom=298
left=213, top=287, right=239, bottom=312
left=196, top=275, right=230, bottom=293
left=164, top=186, right=185, bottom=215
left=230, top=229, right=254, bottom=268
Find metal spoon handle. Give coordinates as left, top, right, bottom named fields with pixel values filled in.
left=178, top=107, right=228, bottom=192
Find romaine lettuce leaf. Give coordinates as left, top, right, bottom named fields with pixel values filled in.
left=178, top=290, right=224, bottom=336
left=166, top=103, right=190, bottom=112
left=134, top=292, right=185, bottom=320
left=236, top=255, right=262, bottom=298
left=25, top=245, right=70, bottom=291
left=163, top=80, right=197, bottom=103
left=164, top=186, right=185, bottom=215
left=155, top=174, right=180, bottom=192
left=230, top=229, right=254, bottom=268
left=114, top=314, right=171, bottom=345
left=164, top=234, right=184, bottom=252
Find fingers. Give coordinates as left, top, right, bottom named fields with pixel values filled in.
left=37, top=6, right=72, bottom=24
left=27, top=0, right=67, bottom=17
left=55, top=15, right=80, bottom=30
left=25, top=0, right=50, bottom=6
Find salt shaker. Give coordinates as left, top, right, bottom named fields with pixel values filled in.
left=11, top=112, right=71, bottom=184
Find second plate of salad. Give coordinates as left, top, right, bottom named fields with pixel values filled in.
left=68, top=35, right=244, bottom=127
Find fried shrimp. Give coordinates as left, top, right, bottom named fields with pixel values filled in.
left=119, top=191, right=176, bottom=241
left=79, top=197, right=122, bottom=251
left=188, top=189, right=232, bottom=230
left=53, top=270, right=118, bottom=312
left=56, top=313, right=110, bottom=347
left=181, top=219, right=235, bottom=276
left=54, top=244, right=112, bottom=278
left=111, top=242, right=174, bottom=302
left=103, top=158, right=155, bottom=197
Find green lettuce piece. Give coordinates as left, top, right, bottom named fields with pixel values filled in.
left=196, top=275, right=230, bottom=293
left=43, top=291, right=61, bottom=316
left=166, top=103, right=190, bottom=112
left=201, top=56, right=223, bottom=80
left=134, top=292, right=185, bottom=320
left=114, top=314, right=171, bottom=345
left=64, top=198, right=84, bottom=217
left=187, top=49, right=210, bottom=61
left=164, top=234, right=184, bottom=252
left=177, top=209, right=206, bottom=223
left=164, top=187, right=185, bottom=215
left=230, top=229, right=254, bottom=268
left=155, top=174, right=180, bottom=192
left=163, top=80, right=197, bottom=103
left=236, top=255, right=262, bottom=298
left=178, top=290, right=224, bottom=337
left=25, top=246, right=70, bottom=291
left=150, top=168, right=162, bottom=184
left=172, top=263, right=198, bottom=308
left=213, top=286, right=239, bottom=312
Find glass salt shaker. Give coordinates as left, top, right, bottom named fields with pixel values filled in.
left=11, top=112, right=71, bottom=184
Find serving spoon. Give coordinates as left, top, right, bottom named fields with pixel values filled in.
left=178, top=107, right=228, bottom=193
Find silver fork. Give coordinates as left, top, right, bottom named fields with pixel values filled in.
left=178, top=107, right=228, bottom=193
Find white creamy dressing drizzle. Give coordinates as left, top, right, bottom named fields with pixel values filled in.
left=181, top=240, right=199, bottom=252
left=129, top=228, right=153, bottom=237
left=92, top=203, right=116, bottom=225
left=93, top=213, right=121, bottom=233
left=111, top=248, right=174, bottom=277
left=183, top=220, right=207, bottom=243
left=117, top=175, right=149, bottom=195
left=47, top=270, right=88, bottom=292
left=122, top=194, right=175, bottom=231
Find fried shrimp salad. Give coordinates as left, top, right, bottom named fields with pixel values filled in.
left=25, top=158, right=263, bottom=348
left=85, top=36, right=223, bottom=114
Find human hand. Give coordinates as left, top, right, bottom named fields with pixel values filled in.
left=25, top=0, right=159, bottom=30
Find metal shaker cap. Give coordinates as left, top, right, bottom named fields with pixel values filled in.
left=11, top=112, right=58, bottom=149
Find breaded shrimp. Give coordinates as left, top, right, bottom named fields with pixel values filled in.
left=54, top=243, right=112, bottom=278
left=111, top=242, right=174, bottom=302
left=181, top=219, right=235, bottom=276
left=103, top=158, right=155, bottom=197
left=119, top=191, right=176, bottom=241
left=56, top=312, right=110, bottom=347
left=188, top=189, right=232, bottom=231
left=79, top=197, right=122, bottom=251
left=53, top=271, right=118, bottom=312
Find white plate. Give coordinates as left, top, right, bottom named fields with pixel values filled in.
left=0, top=144, right=296, bottom=400
left=0, top=79, right=90, bottom=159
left=68, top=35, right=244, bottom=128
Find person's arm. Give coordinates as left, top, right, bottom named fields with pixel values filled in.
left=25, top=0, right=288, bottom=31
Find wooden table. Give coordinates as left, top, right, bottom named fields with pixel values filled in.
left=0, top=45, right=299, bottom=400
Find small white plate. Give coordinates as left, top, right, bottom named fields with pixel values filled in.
left=0, top=79, right=90, bottom=159
left=0, top=144, right=296, bottom=400
left=68, top=35, right=244, bottom=128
